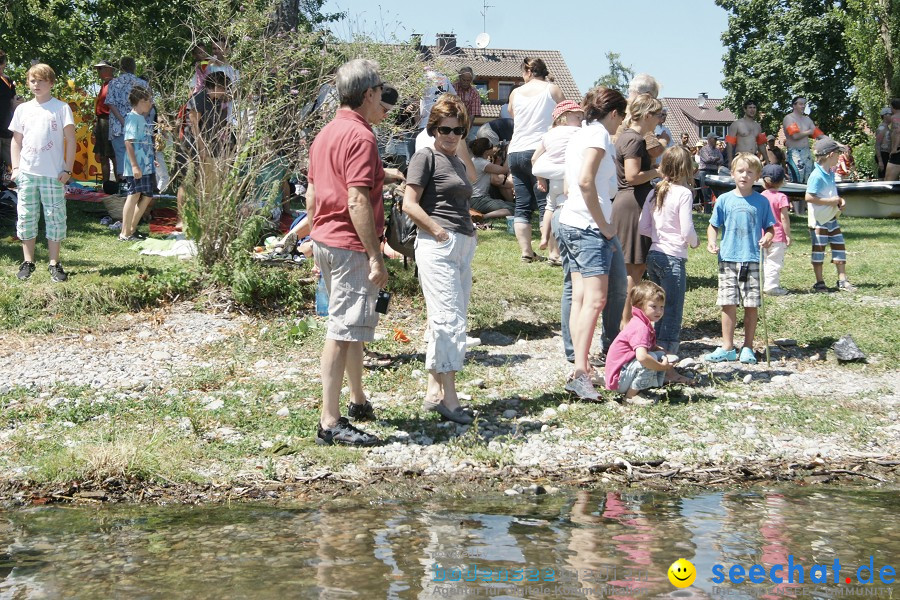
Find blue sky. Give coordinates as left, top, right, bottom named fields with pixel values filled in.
left=324, top=0, right=729, bottom=99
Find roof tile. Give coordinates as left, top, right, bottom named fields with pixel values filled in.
left=420, top=45, right=581, bottom=102
left=661, top=97, right=735, bottom=147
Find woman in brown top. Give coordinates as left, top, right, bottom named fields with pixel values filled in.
left=613, top=93, right=662, bottom=325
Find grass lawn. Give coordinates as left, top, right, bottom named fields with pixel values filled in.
left=0, top=200, right=898, bottom=491
left=0, top=197, right=203, bottom=333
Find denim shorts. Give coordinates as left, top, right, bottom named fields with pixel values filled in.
left=616, top=351, right=666, bottom=393
left=557, top=224, right=613, bottom=278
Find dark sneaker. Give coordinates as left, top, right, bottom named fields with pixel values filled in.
left=17, top=261, right=35, bottom=280
left=316, top=417, right=379, bottom=446
left=588, top=352, right=606, bottom=368
left=48, top=263, right=68, bottom=282
left=811, top=281, right=828, bottom=293
left=347, top=400, right=376, bottom=421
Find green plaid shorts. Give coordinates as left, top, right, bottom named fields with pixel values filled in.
left=15, top=172, right=67, bottom=241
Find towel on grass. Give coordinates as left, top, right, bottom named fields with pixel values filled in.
left=129, top=236, right=197, bottom=259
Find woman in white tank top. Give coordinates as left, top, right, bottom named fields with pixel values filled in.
left=507, top=58, right=565, bottom=261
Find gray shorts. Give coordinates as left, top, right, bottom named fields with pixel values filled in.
left=717, top=260, right=761, bottom=307
left=616, top=350, right=666, bottom=393
left=470, top=195, right=512, bottom=215
left=313, top=241, right=380, bottom=342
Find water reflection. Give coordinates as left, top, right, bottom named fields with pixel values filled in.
left=0, top=488, right=898, bottom=599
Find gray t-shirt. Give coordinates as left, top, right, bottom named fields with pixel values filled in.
left=471, top=157, right=492, bottom=198
left=407, top=148, right=474, bottom=236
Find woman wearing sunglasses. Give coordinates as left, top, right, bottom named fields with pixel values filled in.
left=402, top=95, right=477, bottom=425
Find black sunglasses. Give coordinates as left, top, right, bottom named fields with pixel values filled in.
left=436, top=126, right=466, bottom=136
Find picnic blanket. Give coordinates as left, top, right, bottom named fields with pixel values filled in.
left=149, top=207, right=180, bottom=235
left=278, top=210, right=294, bottom=233
left=145, top=205, right=296, bottom=235
left=65, top=183, right=108, bottom=203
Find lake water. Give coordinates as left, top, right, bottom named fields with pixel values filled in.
left=1, top=486, right=898, bottom=599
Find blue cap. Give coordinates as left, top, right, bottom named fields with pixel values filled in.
left=761, top=163, right=785, bottom=183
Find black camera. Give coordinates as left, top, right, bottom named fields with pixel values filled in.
left=375, top=290, right=391, bottom=314
left=739, top=263, right=750, bottom=283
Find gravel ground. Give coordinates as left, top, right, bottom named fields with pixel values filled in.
left=2, top=304, right=898, bottom=488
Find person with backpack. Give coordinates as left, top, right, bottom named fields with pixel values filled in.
left=401, top=95, right=477, bottom=425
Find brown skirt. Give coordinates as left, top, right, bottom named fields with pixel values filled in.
left=612, top=188, right=652, bottom=265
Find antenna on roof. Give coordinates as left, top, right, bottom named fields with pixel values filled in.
left=479, top=0, right=493, bottom=54
left=481, top=0, right=493, bottom=32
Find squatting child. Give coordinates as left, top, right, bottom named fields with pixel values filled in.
left=805, top=136, right=856, bottom=293
left=638, top=145, right=699, bottom=354
left=119, top=85, right=156, bottom=241
left=760, top=164, right=791, bottom=296
left=604, top=281, right=694, bottom=405
left=468, top=137, right=513, bottom=220
left=10, top=63, right=75, bottom=282
left=704, top=153, right=775, bottom=365
left=532, top=100, right=583, bottom=263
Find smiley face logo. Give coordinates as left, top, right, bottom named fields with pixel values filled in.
left=668, top=558, right=697, bottom=588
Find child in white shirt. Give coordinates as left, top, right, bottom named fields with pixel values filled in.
left=532, top=100, right=583, bottom=262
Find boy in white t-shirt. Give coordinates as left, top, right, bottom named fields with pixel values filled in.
left=10, top=64, right=75, bottom=282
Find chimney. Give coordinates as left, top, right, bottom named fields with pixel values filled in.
left=436, top=33, right=457, bottom=55
left=411, top=33, right=422, bottom=49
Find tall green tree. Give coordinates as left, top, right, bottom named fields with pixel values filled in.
left=0, top=0, right=342, bottom=89
left=843, top=0, right=900, bottom=125
left=593, top=52, right=634, bottom=94
left=716, top=0, right=857, bottom=139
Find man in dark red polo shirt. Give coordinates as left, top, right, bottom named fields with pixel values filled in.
left=92, top=60, right=117, bottom=185
left=308, top=58, right=403, bottom=446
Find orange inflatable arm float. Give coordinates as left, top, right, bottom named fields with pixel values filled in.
left=785, top=122, right=801, bottom=136
left=725, top=135, right=738, bottom=146
left=756, top=133, right=768, bottom=144
left=813, top=127, right=824, bottom=138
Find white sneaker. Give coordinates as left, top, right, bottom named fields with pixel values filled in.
left=765, top=287, right=789, bottom=296
left=465, top=336, right=481, bottom=348
left=564, top=373, right=600, bottom=400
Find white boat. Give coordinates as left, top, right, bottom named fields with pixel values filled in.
left=703, top=174, right=900, bottom=218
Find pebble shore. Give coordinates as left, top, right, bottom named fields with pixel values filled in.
left=2, top=303, right=898, bottom=490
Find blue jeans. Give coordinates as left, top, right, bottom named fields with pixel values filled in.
left=646, top=250, right=687, bottom=354
left=509, top=150, right=547, bottom=224
left=551, top=209, right=573, bottom=362
left=601, top=236, right=627, bottom=352
left=557, top=225, right=627, bottom=353
left=111, top=134, right=126, bottom=178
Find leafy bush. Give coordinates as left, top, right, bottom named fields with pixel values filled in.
left=853, top=137, right=877, bottom=179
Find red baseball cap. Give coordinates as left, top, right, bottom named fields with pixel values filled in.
left=552, top=100, right=582, bottom=121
